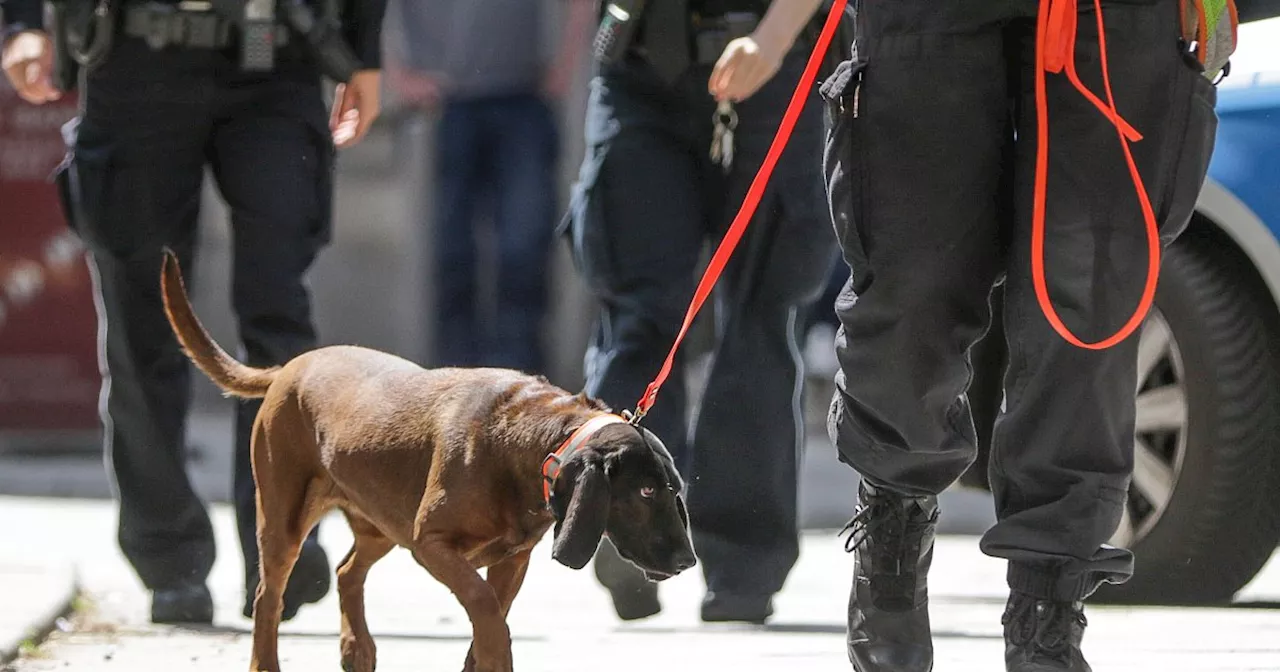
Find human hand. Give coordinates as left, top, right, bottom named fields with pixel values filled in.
left=1, top=31, right=61, bottom=104
left=389, top=63, right=445, bottom=110
left=330, top=69, right=382, bottom=148
left=707, top=32, right=787, bottom=103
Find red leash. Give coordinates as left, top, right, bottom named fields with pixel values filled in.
left=630, top=0, right=1163, bottom=422
left=629, top=0, right=851, bottom=424
left=1032, top=0, right=1159, bottom=350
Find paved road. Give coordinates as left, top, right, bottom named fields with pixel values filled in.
left=2, top=497, right=1279, bottom=672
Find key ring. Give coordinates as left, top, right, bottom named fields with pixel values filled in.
left=713, top=102, right=739, bottom=130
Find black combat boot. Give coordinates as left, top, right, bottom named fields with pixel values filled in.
left=841, top=480, right=939, bottom=672
left=242, top=539, right=332, bottom=621
left=1003, top=591, right=1091, bottom=672
left=594, top=538, right=662, bottom=621
left=151, top=583, right=214, bottom=624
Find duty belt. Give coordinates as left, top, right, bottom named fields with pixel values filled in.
left=122, top=1, right=291, bottom=50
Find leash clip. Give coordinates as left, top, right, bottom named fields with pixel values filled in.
left=623, top=407, right=646, bottom=427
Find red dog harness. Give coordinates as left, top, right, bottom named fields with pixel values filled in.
left=542, top=414, right=627, bottom=505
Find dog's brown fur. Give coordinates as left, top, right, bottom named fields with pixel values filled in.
left=158, top=251, right=693, bottom=672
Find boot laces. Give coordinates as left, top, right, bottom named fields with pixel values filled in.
left=1004, top=596, right=1087, bottom=663
left=839, top=492, right=932, bottom=574
left=839, top=499, right=899, bottom=553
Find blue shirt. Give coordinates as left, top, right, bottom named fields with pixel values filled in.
left=390, top=0, right=561, bottom=101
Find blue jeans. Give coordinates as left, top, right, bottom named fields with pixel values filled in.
left=431, top=93, right=559, bottom=374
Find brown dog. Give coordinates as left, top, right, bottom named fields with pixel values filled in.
left=158, top=251, right=696, bottom=672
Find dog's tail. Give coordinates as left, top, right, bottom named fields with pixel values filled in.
left=160, top=249, right=277, bottom=399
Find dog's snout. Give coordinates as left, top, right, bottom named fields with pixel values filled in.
left=672, top=548, right=697, bottom=572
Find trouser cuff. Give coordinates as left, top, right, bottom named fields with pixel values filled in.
left=1007, top=562, right=1093, bottom=602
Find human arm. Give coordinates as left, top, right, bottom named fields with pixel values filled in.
left=340, top=0, right=386, bottom=71
left=331, top=0, right=389, bottom=147
left=380, top=0, right=446, bottom=110
left=708, top=0, right=826, bottom=103
left=541, top=0, right=595, bottom=101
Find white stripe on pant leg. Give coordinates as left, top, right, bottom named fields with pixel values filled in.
left=86, top=252, right=120, bottom=499
left=785, top=306, right=804, bottom=459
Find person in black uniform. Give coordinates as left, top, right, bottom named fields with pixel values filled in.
left=819, top=0, right=1224, bottom=669
left=564, top=0, right=837, bottom=624
left=1, top=0, right=385, bottom=624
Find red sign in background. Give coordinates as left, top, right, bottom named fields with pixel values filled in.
left=0, top=80, right=101, bottom=437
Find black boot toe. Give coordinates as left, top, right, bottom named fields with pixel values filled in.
left=1002, top=592, right=1091, bottom=672
left=594, top=539, right=661, bottom=621
left=151, top=583, right=214, bottom=625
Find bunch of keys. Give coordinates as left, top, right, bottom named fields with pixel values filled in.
left=709, top=99, right=738, bottom=173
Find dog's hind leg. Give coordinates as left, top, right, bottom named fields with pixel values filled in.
left=248, top=428, right=330, bottom=672
left=336, top=512, right=394, bottom=672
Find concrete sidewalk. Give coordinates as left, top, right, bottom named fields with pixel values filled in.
left=2, top=496, right=1279, bottom=671
left=0, top=560, right=76, bottom=668
left=0, top=501, right=78, bottom=669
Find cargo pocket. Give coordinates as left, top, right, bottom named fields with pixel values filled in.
left=1156, top=64, right=1219, bottom=246
left=818, top=58, right=871, bottom=289
left=51, top=117, right=114, bottom=251
left=51, top=154, right=78, bottom=234
left=300, top=99, right=338, bottom=250
left=558, top=135, right=620, bottom=297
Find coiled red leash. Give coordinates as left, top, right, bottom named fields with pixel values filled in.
left=629, top=0, right=1168, bottom=423
left=1032, top=0, right=1159, bottom=350
left=628, top=0, right=851, bottom=425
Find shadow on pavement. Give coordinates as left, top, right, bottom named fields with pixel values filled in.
left=622, top=623, right=1003, bottom=640
left=1225, top=600, right=1280, bottom=610
left=168, top=623, right=546, bottom=642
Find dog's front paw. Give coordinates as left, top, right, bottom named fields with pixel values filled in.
left=340, top=634, right=377, bottom=672
left=462, top=645, right=512, bottom=672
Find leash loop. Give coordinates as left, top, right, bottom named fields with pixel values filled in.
left=1031, top=0, right=1159, bottom=351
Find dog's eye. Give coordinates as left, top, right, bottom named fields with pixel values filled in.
left=640, top=486, right=655, bottom=499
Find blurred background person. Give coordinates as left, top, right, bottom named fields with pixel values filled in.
left=563, top=0, right=839, bottom=624
left=387, top=0, right=596, bottom=375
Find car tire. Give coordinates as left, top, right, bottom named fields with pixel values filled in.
left=1091, top=228, right=1280, bottom=605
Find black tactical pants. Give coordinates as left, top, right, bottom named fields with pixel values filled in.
left=820, top=0, right=1217, bottom=601
left=565, top=48, right=837, bottom=597
left=57, top=37, right=333, bottom=591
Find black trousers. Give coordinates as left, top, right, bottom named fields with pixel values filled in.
left=820, top=0, right=1217, bottom=601
left=564, top=47, right=838, bottom=597
left=57, top=37, right=333, bottom=591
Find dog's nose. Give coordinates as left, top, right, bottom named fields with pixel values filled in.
left=673, top=549, right=697, bottom=571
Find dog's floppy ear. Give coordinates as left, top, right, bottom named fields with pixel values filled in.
left=551, top=454, right=611, bottom=570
